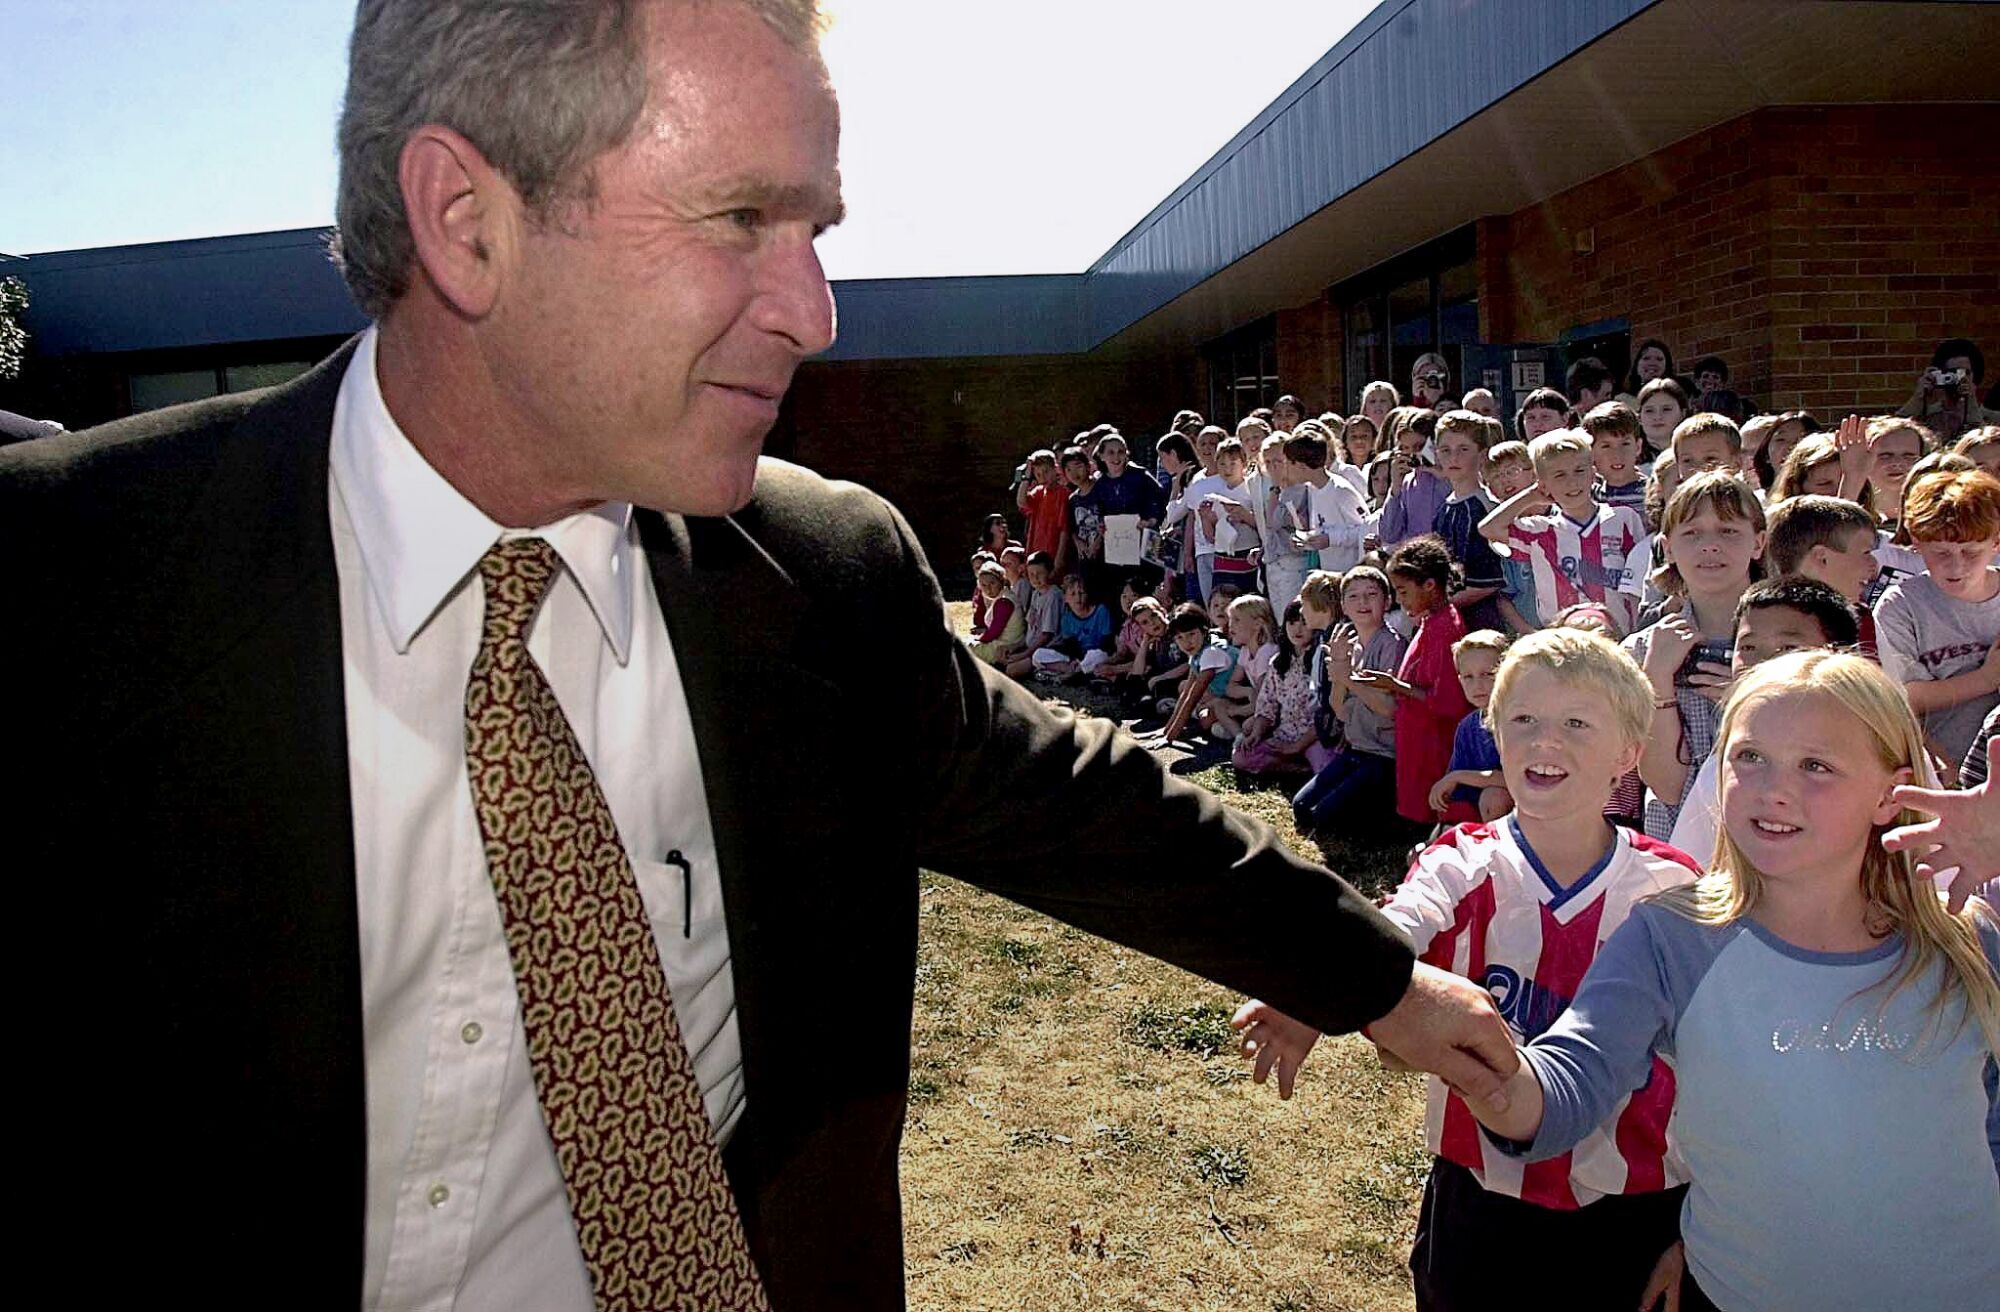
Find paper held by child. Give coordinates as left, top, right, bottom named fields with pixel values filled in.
left=1104, top=513, right=1144, bottom=566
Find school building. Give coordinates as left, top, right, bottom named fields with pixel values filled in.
left=5, top=0, right=1996, bottom=563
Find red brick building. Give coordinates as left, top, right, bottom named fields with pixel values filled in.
left=9, top=0, right=1997, bottom=567
left=783, top=1, right=1998, bottom=561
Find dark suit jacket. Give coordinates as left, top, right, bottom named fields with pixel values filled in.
left=1, top=343, right=1412, bottom=1309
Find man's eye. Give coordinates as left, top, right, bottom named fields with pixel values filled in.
left=724, top=209, right=763, bottom=232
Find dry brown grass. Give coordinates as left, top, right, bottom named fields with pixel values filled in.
left=905, top=604, right=1426, bottom=1309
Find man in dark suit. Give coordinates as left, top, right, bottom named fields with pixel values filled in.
left=2, top=2, right=1513, bottom=1307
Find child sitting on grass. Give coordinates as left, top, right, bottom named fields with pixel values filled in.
left=1152, top=604, right=1241, bottom=746
left=1465, top=652, right=2000, bottom=1312
left=1228, top=594, right=1281, bottom=691
left=1091, top=586, right=1162, bottom=686
left=967, top=560, right=1025, bottom=665
left=1237, top=628, right=1699, bottom=1311
left=1299, top=570, right=1344, bottom=771
left=1027, top=573, right=1114, bottom=682
left=1232, top=599, right=1320, bottom=778
left=1291, top=568, right=1408, bottom=832
left=1001, top=551, right=1062, bottom=680
left=1427, top=629, right=1512, bottom=824
left=1001, top=544, right=1030, bottom=615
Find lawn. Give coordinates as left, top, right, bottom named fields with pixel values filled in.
left=902, top=606, right=1427, bottom=1310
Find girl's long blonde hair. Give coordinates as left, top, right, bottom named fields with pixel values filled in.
left=1661, top=650, right=2000, bottom=1055
left=1225, top=594, right=1277, bottom=651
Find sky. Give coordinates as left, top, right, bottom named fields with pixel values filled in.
left=0, top=0, right=1376, bottom=279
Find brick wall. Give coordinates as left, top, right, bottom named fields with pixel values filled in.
left=1274, top=295, right=1344, bottom=417
left=1482, top=105, right=2000, bottom=416
left=783, top=352, right=1197, bottom=575
left=1760, top=105, right=2000, bottom=415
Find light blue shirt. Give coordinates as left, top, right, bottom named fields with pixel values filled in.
left=1497, top=903, right=2000, bottom=1311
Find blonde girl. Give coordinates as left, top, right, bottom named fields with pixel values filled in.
left=1359, top=380, right=1400, bottom=434
left=1862, top=415, right=1931, bottom=528
left=1226, top=593, right=1279, bottom=679
left=967, top=561, right=1024, bottom=664
left=1466, top=652, right=1999, bottom=1312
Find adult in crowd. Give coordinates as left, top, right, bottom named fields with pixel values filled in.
left=1565, top=355, right=1617, bottom=414
left=1900, top=337, right=1998, bottom=442
left=1620, top=336, right=1675, bottom=403
left=1076, top=430, right=1164, bottom=601
left=0, top=3, right=1514, bottom=1309
left=1360, top=379, right=1399, bottom=433
left=1410, top=351, right=1453, bottom=411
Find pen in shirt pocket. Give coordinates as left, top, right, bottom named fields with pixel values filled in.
left=664, top=849, right=692, bottom=937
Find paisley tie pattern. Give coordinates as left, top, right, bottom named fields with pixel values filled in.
left=464, top=538, right=768, bottom=1312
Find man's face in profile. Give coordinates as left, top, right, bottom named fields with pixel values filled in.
left=485, top=1, right=845, bottom=517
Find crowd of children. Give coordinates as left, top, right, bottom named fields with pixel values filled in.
left=972, top=335, right=1999, bottom=1312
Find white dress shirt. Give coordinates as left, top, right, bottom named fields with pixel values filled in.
left=331, top=328, right=743, bottom=1312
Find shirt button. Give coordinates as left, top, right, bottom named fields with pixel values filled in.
left=460, top=1021, right=484, bottom=1045
left=429, top=1183, right=451, bottom=1208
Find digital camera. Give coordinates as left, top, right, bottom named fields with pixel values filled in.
left=1928, top=366, right=1967, bottom=390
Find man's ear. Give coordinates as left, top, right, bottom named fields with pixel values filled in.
left=398, top=124, right=518, bottom=319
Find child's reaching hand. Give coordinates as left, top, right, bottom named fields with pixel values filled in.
left=1230, top=1000, right=1322, bottom=1099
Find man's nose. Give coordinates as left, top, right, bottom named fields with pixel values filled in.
left=755, top=232, right=836, bottom=357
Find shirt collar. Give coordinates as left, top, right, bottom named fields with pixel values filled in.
left=330, top=326, right=637, bottom=660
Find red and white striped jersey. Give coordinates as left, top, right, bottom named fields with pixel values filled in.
left=1506, top=503, right=1651, bottom=632
left=1381, top=820, right=1699, bottom=1207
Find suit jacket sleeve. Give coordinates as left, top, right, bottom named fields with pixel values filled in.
left=874, top=500, right=1416, bottom=1035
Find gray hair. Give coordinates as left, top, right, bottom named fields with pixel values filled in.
left=332, top=0, right=822, bottom=319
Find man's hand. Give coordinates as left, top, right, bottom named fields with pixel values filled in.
left=1365, top=962, right=1519, bottom=1108
left=1231, top=1000, right=1322, bottom=1099
left=1883, top=734, right=2000, bottom=912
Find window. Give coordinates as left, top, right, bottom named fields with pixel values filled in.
left=128, top=370, right=220, bottom=412
left=224, top=362, right=313, bottom=392
left=1336, top=228, right=1478, bottom=412
left=126, top=359, right=317, bottom=415
left=1202, top=317, right=1278, bottom=429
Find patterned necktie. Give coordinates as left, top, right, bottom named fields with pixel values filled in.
left=463, top=538, right=768, bottom=1312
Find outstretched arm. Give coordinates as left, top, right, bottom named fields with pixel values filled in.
left=875, top=500, right=1515, bottom=1065
left=1884, top=733, right=2000, bottom=912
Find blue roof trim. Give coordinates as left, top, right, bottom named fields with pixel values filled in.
left=1082, top=0, right=1658, bottom=346
left=19, top=227, right=366, bottom=356
left=820, top=274, right=1089, bottom=361
left=12, top=0, right=1661, bottom=362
